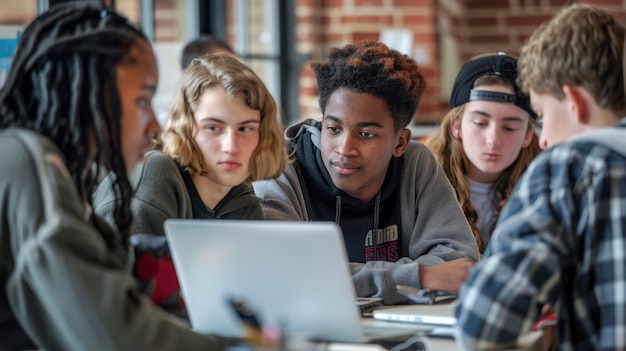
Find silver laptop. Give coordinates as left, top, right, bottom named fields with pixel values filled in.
left=164, top=219, right=429, bottom=343
left=372, top=303, right=457, bottom=337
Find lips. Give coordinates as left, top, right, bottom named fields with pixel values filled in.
left=331, top=161, right=359, bottom=175
left=219, top=161, right=242, bottom=170
left=483, top=153, right=501, bottom=160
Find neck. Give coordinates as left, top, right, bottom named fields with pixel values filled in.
left=191, top=173, right=231, bottom=210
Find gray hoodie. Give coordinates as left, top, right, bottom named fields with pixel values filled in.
left=0, top=128, right=224, bottom=350
left=253, top=119, right=480, bottom=304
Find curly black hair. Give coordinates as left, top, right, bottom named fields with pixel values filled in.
left=0, top=1, right=146, bottom=251
left=310, top=40, right=427, bottom=131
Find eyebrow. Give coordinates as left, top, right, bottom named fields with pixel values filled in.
left=325, top=115, right=385, bottom=128
left=198, top=117, right=261, bottom=124
left=143, top=84, right=157, bottom=93
left=467, top=110, right=526, bottom=122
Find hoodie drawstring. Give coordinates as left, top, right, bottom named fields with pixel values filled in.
left=372, top=191, right=381, bottom=260
left=334, top=196, right=342, bottom=224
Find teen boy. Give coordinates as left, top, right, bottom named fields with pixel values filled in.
left=455, top=4, right=626, bottom=350
left=253, top=41, right=480, bottom=304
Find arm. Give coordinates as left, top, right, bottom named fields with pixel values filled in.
left=253, top=163, right=310, bottom=221
left=455, top=149, right=588, bottom=350
left=4, top=134, right=224, bottom=351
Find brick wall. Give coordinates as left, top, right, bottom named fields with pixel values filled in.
left=150, top=0, right=626, bottom=124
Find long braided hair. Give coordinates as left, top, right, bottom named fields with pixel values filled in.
left=0, top=1, right=146, bottom=249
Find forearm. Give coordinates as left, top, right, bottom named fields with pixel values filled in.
left=350, top=258, right=420, bottom=304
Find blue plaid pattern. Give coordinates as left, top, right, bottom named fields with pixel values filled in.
left=455, top=121, right=626, bottom=351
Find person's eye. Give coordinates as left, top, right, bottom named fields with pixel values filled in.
left=326, top=126, right=340, bottom=134
left=472, top=120, right=486, bottom=127
left=137, top=98, right=151, bottom=109
left=204, top=125, right=220, bottom=132
left=240, top=125, right=257, bottom=132
left=360, top=131, right=376, bottom=138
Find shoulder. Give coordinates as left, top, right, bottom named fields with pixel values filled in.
left=401, top=141, right=443, bottom=175
left=135, top=150, right=183, bottom=184
left=0, top=128, right=67, bottom=180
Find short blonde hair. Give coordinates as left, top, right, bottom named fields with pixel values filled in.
left=157, top=53, right=290, bottom=182
left=518, top=4, right=626, bottom=115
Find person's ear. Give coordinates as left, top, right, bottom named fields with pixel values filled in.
left=562, top=85, right=589, bottom=125
left=450, top=115, right=461, bottom=139
left=521, top=122, right=535, bottom=148
left=393, top=128, right=412, bottom=157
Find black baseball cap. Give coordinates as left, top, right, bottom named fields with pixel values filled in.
left=450, top=52, right=536, bottom=119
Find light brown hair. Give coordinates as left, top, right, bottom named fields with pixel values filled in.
left=157, top=53, right=290, bottom=183
left=518, top=4, right=626, bottom=116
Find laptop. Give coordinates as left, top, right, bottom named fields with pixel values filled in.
left=372, top=303, right=457, bottom=337
left=164, top=219, right=429, bottom=343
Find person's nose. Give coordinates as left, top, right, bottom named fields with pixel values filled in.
left=334, top=134, right=358, bottom=157
left=485, top=125, right=501, bottom=149
left=146, top=110, right=161, bottom=141
left=538, top=133, right=549, bottom=150
left=222, top=129, right=239, bottom=154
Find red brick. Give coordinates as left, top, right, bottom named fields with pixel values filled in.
left=506, top=14, right=553, bottom=26
left=355, top=0, right=384, bottom=5
left=414, top=32, right=436, bottom=44
left=339, top=15, right=394, bottom=25
left=321, top=0, right=344, bottom=7
left=583, top=0, right=625, bottom=4
left=467, top=17, right=497, bottom=26
left=322, top=33, right=343, bottom=43
left=468, top=34, right=509, bottom=44
left=520, top=0, right=541, bottom=6
left=548, top=0, right=571, bottom=5
left=465, top=0, right=511, bottom=10
left=393, top=0, right=434, bottom=6
left=298, top=0, right=315, bottom=6
left=402, top=15, right=435, bottom=26
left=300, top=86, right=320, bottom=96
left=352, top=32, right=380, bottom=41
left=298, top=15, right=315, bottom=25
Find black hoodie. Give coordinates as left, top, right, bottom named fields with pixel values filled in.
left=291, top=120, right=404, bottom=263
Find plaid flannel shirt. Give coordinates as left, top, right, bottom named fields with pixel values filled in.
left=455, top=121, right=626, bottom=351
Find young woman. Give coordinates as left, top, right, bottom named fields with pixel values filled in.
left=94, top=53, right=290, bottom=318
left=0, top=2, right=224, bottom=350
left=426, top=53, right=541, bottom=253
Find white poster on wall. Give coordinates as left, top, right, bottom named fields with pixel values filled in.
left=379, top=28, right=413, bottom=57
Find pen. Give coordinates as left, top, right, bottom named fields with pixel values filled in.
left=228, top=298, right=283, bottom=348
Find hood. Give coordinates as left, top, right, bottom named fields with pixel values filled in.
left=289, top=118, right=403, bottom=219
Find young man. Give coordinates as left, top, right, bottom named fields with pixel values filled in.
left=455, top=4, right=626, bottom=350
left=253, top=41, right=480, bottom=304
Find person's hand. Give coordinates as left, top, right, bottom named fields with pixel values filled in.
left=419, top=258, right=474, bottom=292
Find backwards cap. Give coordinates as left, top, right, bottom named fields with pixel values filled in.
left=450, top=52, right=536, bottom=119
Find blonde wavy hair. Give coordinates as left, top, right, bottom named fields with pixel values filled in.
left=425, top=75, right=541, bottom=252
left=518, top=4, right=626, bottom=115
left=156, top=53, right=290, bottom=182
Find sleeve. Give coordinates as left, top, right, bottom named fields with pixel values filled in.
left=454, top=150, right=580, bottom=350
left=93, top=152, right=192, bottom=237
left=253, top=163, right=310, bottom=221
left=99, top=152, right=195, bottom=316
left=6, top=139, right=224, bottom=351
left=350, top=143, right=480, bottom=303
